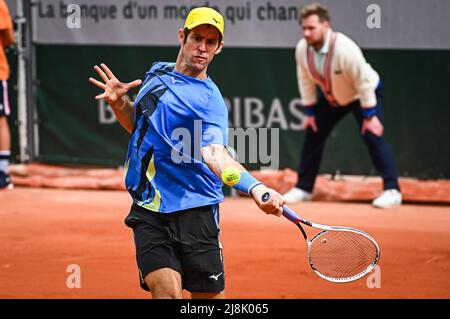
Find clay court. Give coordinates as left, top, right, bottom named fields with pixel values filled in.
left=1, top=0, right=449, bottom=303
left=1, top=184, right=449, bottom=299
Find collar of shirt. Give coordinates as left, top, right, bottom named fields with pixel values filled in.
left=311, top=29, right=332, bottom=78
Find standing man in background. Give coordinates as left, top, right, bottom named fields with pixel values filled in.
left=0, top=0, right=15, bottom=190
left=284, top=3, right=402, bottom=208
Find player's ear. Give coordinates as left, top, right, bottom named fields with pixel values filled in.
left=177, top=28, right=185, bottom=45
left=215, top=41, right=224, bottom=55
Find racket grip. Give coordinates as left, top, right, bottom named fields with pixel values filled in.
left=261, top=192, right=301, bottom=224
left=282, top=206, right=301, bottom=224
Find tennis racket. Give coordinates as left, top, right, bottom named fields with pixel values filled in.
left=262, top=192, right=380, bottom=283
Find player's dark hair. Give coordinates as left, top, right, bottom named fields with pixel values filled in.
left=183, top=27, right=223, bottom=48
left=299, top=2, right=331, bottom=22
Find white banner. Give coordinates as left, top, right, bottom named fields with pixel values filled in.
left=31, top=0, right=450, bottom=49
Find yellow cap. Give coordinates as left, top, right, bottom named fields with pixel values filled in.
left=184, top=7, right=224, bottom=37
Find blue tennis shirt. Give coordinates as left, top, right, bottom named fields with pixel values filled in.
left=124, top=62, right=228, bottom=213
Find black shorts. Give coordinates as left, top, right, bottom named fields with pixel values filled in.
left=124, top=203, right=225, bottom=293
left=0, top=80, right=11, bottom=117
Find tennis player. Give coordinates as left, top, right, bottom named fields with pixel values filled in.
left=89, top=7, right=284, bottom=299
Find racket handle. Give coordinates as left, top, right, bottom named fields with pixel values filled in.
left=261, top=192, right=301, bottom=224
left=281, top=206, right=302, bottom=224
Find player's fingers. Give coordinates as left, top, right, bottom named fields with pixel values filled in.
left=276, top=197, right=285, bottom=215
left=89, top=77, right=107, bottom=90
left=266, top=195, right=283, bottom=216
left=273, top=205, right=283, bottom=217
left=101, top=63, right=117, bottom=80
left=126, top=79, right=143, bottom=89
left=269, top=203, right=282, bottom=216
left=94, top=65, right=109, bottom=83
left=276, top=206, right=283, bottom=216
left=264, top=205, right=277, bottom=216
left=271, top=190, right=285, bottom=205
left=264, top=197, right=282, bottom=216
left=95, top=92, right=106, bottom=100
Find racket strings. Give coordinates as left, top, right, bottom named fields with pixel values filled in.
left=308, top=230, right=378, bottom=280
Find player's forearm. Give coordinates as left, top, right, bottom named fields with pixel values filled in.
left=202, top=144, right=266, bottom=198
left=202, top=144, right=245, bottom=177
left=109, top=96, right=134, bottom=134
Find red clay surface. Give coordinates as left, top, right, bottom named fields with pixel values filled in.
left=1, top=187, right=449, bottom=299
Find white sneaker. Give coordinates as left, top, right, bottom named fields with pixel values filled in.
left=372, top=189, right=402, bottom=208
left=283, top=187, right=312, bottom=204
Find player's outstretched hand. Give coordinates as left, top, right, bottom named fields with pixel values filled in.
left=251, top=184, right=285, bottom=217
left=88, top=63, right=142, bottom=108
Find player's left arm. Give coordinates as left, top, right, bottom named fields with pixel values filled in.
left=89, top=63, right=141, bottom=134
left=201, top=144, right=284, bottom=216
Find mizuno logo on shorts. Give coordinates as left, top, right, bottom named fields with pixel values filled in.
left=209, top=272, right=223, bottom=280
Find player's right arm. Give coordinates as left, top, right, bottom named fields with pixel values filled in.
left=201, top=144, right=285, bottom=216
left=89, top=63, right=142, bottom=134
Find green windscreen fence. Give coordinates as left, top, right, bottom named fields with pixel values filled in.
left=7, top=45, right=450, bottom=178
